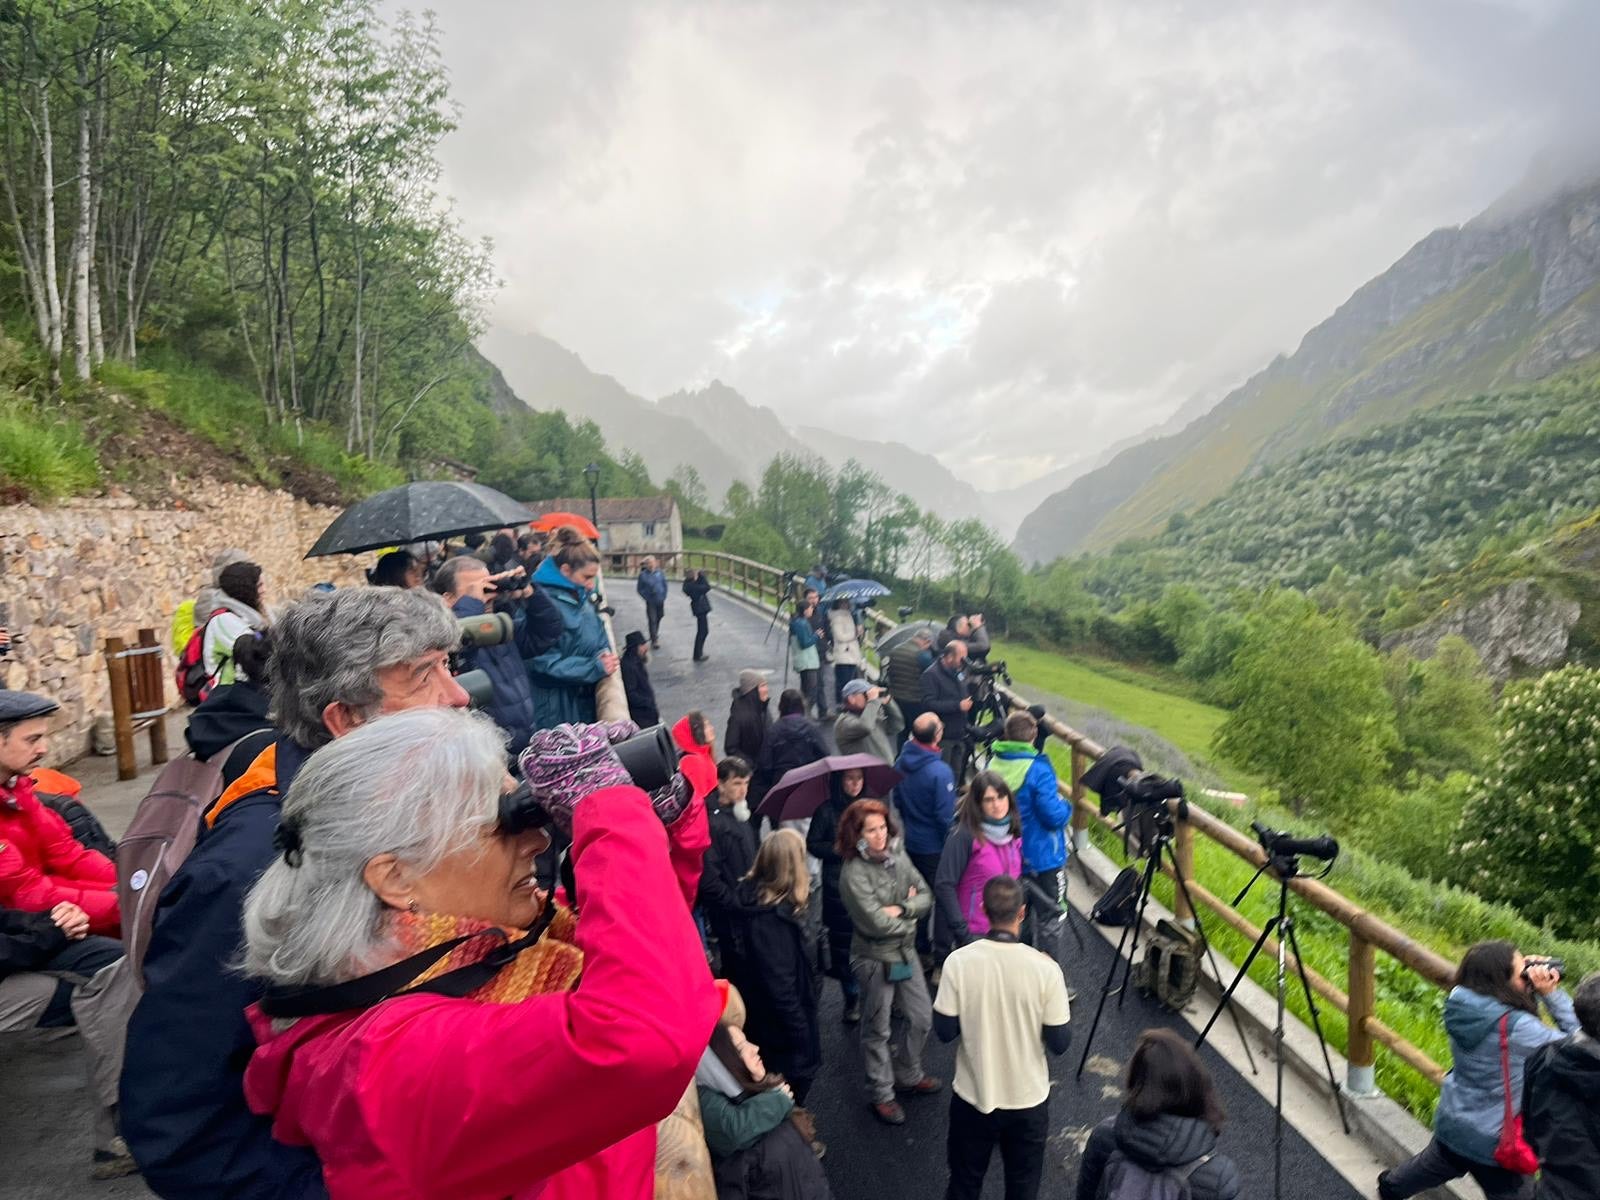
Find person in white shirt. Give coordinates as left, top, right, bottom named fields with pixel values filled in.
left=933, top=874, right=1071, bottom=1200
left=201, top=561, right=268, bottom=688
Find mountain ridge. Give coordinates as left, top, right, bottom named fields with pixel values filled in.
left=1013, top=174, right=1600, bottom=564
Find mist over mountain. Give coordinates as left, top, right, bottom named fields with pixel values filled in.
left=1014, top=172, right=1600, bottom=565
left=479, top=328, right=1016, bottom=532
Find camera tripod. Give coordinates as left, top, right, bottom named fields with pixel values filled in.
left=1075, top=809, right=1258, bottom=1081
left=1193, top=849, right=1348, bottom=1200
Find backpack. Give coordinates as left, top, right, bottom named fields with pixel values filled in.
left=175, top=607, right=227, bottom=705
left=1092, top=865, right=1142, bottom=927
left=169, top=599, right=197, bottom=657
left=1133, top=918, right=1203, bottom=1011
left=115, top=740, right=249, bottom=986
left=1097, top=1151, right=1213, bottom=1200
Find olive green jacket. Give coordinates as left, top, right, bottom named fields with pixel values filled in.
left=839, top=847, right=931, bottom=965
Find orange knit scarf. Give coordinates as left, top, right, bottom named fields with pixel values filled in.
left=387, top=905, right=584, bottom=1005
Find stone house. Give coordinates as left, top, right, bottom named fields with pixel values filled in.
left=526, top=495, right=683, bottom=562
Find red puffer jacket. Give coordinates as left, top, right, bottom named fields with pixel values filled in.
left=244, top=786, right=719, bottom=1200
left=0, top=773, right=119, bottom=934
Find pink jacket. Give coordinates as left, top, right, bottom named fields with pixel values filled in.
left=0, top=773, right=119, bottom=934
left=244, top=786, right=719, bottom=1200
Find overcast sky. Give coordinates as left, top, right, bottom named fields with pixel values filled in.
left=401, top=0, right=1600, bottom=491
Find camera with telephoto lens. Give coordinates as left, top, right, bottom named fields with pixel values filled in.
left=1124, top=772, right=1186, bottom=807
left=452, top=613, right=516, bottom=711
left=498, top=724, right=681, bottom=834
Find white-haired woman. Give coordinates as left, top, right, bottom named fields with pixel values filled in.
left=240, top=707, right=719, bottom=1200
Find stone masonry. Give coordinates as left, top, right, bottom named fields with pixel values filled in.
left=0, top=483, right=366, bottom=762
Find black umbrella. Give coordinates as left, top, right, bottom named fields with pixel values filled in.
left=819, top=578, right=890, bottom=604
left=304, top=481, right=534, bottom=558
left=876, top=619, right=942, bottom=657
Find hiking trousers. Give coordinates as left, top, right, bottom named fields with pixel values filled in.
left=1380, top=1137, right=1534, bottom=1200
left=852, top=956, right=932, bottom=1103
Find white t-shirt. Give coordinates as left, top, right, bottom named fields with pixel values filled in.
left=933, top=935, right=1070, bottom=1113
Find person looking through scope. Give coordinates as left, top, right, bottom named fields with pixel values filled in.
left=1380, top=940, right=1576, bottom=1200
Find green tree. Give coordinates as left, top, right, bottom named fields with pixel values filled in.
left=1383, top=636, right=1495, bottom=780
left=720, top=512, right=793, bottom=566
left=1451, top=666, right=1600, bottom=939
left=1214, top=591, right=1399, bottom=815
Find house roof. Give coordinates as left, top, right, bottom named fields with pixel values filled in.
left=525, top=495, right=677, bottom=524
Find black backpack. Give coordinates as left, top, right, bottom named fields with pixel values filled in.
left=1092, top=865, right=1141, bottom=926
left=1097, top=1152, right=1213, bottom=1200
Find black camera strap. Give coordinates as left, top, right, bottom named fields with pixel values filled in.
left=260, top=901, right=560, bottom=1019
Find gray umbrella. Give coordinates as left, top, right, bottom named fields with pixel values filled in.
left=304, top=481, right=534, bottom=558
left=875, top=619, right=943, bottom=657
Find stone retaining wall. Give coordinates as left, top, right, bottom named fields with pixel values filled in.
left=0, top=484, right=367, bottom=762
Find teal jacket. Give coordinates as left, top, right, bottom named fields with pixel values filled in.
left=526, top=557, right=608, bottom=730
left=697, top=1086, right=794, bottom=1158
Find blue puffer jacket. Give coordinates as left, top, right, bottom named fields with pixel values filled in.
left=892, top=740, right=957, bottom=856
left=527, top=557, right=609, bottom=730
left=452, top=595, right=535, bottom=755
left=1433, top=985, right=1578, bottom=1164
left=636, top=568, right=668, bottom=606
left=989, top=740, right=1072, bottom=873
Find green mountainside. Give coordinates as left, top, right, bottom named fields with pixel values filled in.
left=1070, top=366, right=1600, bottom=670
left=1015, top=178, right=1600, bottom=564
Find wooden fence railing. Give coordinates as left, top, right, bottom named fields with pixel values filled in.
left=618, top=548, right=1451, bottom=1092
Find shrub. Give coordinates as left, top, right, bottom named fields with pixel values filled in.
left=1451, top=666, right=1600, bottom=938
left=0, top=399, right=100, bottom=501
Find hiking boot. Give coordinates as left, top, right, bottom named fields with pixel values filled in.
left=842, top=996, right=861, bottom=1024
left=896, top=1075, right=943, bottom=1096
left=90, top=1138, right=139, bottom=1180
left=871, top=1100, right=906, bottom=1125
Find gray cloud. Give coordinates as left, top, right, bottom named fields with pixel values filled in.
left=398, top=0, right=1600, bottom=489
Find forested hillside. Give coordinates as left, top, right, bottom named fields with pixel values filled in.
left=1071, top=367, right=1600, bottom=617
left=1015, top=177, right=1600, bottom=563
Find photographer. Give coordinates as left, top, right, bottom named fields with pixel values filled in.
left=921, top=639, right=972, bottom=777
left=239, top=709, right=720, bottom=1200
left=835, top=680, right=904, bottom=764
left=122, top=586, right=468, bottom=1200
left=1379, top=941, right=1578, bottom=1200
left=433, top=555, right=558, bottom=756
left=529, top=527, right=619, bottom=728
left=884, top=628, right=935, bottom=735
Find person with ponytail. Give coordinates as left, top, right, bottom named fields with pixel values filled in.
left=527, top=526, right=618, bottom=730
left=934, top=771, right=1023, bottom=950
left=1380, top=940, right=1576, bottom=1200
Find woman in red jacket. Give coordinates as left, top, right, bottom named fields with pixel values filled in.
left=240, top=708, right=720, bottom=1200
left=0, top=692, right=118, bottom=935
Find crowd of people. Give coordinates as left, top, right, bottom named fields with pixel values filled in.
left=0, top=541, right=1596, bottom=1200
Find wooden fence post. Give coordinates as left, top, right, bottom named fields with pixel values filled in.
left=1070, top=747, right=1088, bottom=854
left=1173, top=811, right=1195, bottom=927
left=1347, top=932, right=1377, bottom=1095
left=105, top=636, right=137, bottom=781
left=137, top=628, right=170, bottom=766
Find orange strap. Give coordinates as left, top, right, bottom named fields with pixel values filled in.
left=206, top=742, right=278, bottom=828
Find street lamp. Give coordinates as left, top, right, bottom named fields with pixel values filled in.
left=583, top=461, right=600, bottom=529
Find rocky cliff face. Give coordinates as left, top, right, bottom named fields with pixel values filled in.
left=1015, top=175, right=1600, bottom=565
left=1382, top=579, right=1582, bottom=686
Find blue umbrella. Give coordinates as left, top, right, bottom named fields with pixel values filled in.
left=819, top=578, right=890, bottom=604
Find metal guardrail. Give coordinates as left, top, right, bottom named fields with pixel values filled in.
left=622, top=549, right=1452, bottom=1092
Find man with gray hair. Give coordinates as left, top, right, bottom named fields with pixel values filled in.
left=121, top=586, right=467, bottom=1200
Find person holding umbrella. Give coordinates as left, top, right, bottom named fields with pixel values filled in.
left=527, top=526, right=618, bottom=730
left=826, top=598, right=865, bottom=699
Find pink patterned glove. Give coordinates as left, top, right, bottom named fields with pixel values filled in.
left=518, top=723, right=633, bottom=834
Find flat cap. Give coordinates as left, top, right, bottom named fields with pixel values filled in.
left=0, top=690, right=59, bottom=724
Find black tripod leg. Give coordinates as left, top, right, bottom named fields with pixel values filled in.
left=1283, top=918, right=1351, bottom=1134
left=1194, top=914, right=1280, bottom=1048
left=1074, top=899, right=1142, bottom=1080
left=1165, top=847, right=1259, bottom=1075
left=1115, top=851, right=1163, bottom=1009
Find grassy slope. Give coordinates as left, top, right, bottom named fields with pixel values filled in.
left=1081, top=248, right=1566, bottom=551
left=993, top=645, right=1600, bottom=1121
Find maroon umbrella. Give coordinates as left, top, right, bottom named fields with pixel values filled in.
left=757, top=754, right=903, bottom=823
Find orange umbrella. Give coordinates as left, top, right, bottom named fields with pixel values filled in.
left=531, top=511, right=600, bottom=539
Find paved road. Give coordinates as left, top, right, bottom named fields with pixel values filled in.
left=0, top=576, right=1363, bottom=1199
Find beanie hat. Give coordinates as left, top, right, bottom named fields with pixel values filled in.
left=736, top=669, right=768, bottom=697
